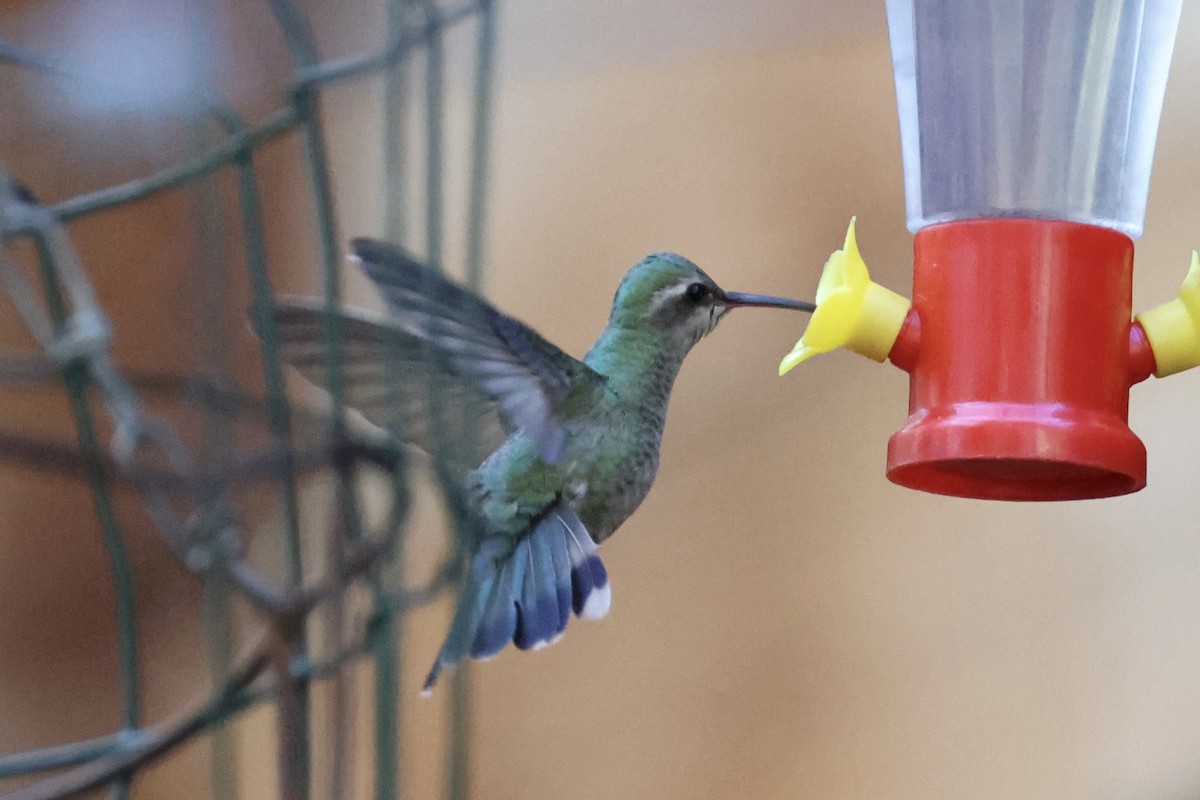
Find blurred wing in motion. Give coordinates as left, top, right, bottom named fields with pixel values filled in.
left=273, top=300, right=509, bottom=470
left=273, top=240, right=606, bottom=466
left=347, top=239, right=606, bottom=463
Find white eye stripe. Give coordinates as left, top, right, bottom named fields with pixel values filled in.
left=646, top=280, right=702, bottom=315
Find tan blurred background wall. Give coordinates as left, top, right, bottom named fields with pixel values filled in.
left=5, top=1, right=1200, bottom=799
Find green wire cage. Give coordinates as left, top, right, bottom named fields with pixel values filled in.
left=0, top=0, right=495, bottom=797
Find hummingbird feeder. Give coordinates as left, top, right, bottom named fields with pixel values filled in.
left=782, top=0, right=1197, bottom=501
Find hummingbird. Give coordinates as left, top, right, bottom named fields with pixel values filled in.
left=274, top=239, right=814, bottom=692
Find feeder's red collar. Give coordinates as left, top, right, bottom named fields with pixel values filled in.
left=885, top=218, right=1149, bottom=501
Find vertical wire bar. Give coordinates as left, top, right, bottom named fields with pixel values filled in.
left=299, top=79, right=355, bottom=800
left=372, top=314, right=415, bottom=800
left=446, top=667, right=471, bottom=800
left=268, top=0, right=347, bottom=435
left=272, top=618, right=311, bottom=800
left=370, top=313, right=414, bottom=800
left=416, top=4, right=453, bottom=497
left=370, top=595, right=399, bottom=800
left=375, top=2, right=417, bottom=798
left=415, top=4, right=472, bottom=798
left=203, top=568, right=237, bottom=800
left=190, top=164, right=239, bottom=798
left=267, top=1, right=364, bottom=545
left=229, top=128, right=306, bottom=592
left=30, top=236, right=140, bottom=798
left=465, top=0, right=495, bottom=293
left=447, top=7, right=495, bottom=796
left=324, top=486, right=357, bottom=800
left=269, top=4, right=376, bottom=800
left=382, top=0, right=412, bottom=245
left=422, top=8, right=444, bottom=271
left=264, top=5, right=327, bottom=798
left=182, top=5, right=241, bottom=787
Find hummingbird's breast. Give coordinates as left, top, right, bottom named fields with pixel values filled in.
left=566, top=405, right=662, bottom=544
left=470, top=332, right=680, bottom=548
left=466, top=412, right=660, bottom=548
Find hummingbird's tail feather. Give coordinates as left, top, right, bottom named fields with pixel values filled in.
left=558, top=509, right=611, bottom=620
left=470, top=557, right=517, bottom=659
left=421, top=505, right=610, bottom=693
left=421, top=569, right=496, bottom=696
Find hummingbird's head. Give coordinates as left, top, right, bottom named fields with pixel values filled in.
left=608, top=252, right=814, bottom=353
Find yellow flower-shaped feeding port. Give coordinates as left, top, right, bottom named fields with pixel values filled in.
left=779, top=218, right=912, bottom=375
left=1136, top=250, right=1200, bottom=377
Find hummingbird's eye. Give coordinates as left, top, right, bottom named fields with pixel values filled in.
left=684, top=282, right=709, bottom=303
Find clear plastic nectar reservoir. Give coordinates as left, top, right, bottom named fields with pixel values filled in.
left=887, top=0, right=1183, bottom=237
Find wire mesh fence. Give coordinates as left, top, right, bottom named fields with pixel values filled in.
left=0, top=1, right=495, bottom=797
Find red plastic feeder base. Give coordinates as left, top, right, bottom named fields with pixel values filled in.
left=886, top=219, right=1147, bottom=501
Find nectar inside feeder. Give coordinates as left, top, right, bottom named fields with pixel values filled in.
left=781, top=0, right=1196, bottom=501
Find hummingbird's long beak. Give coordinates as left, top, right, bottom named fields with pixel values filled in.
left=718, top=290, right=816, bottom=313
